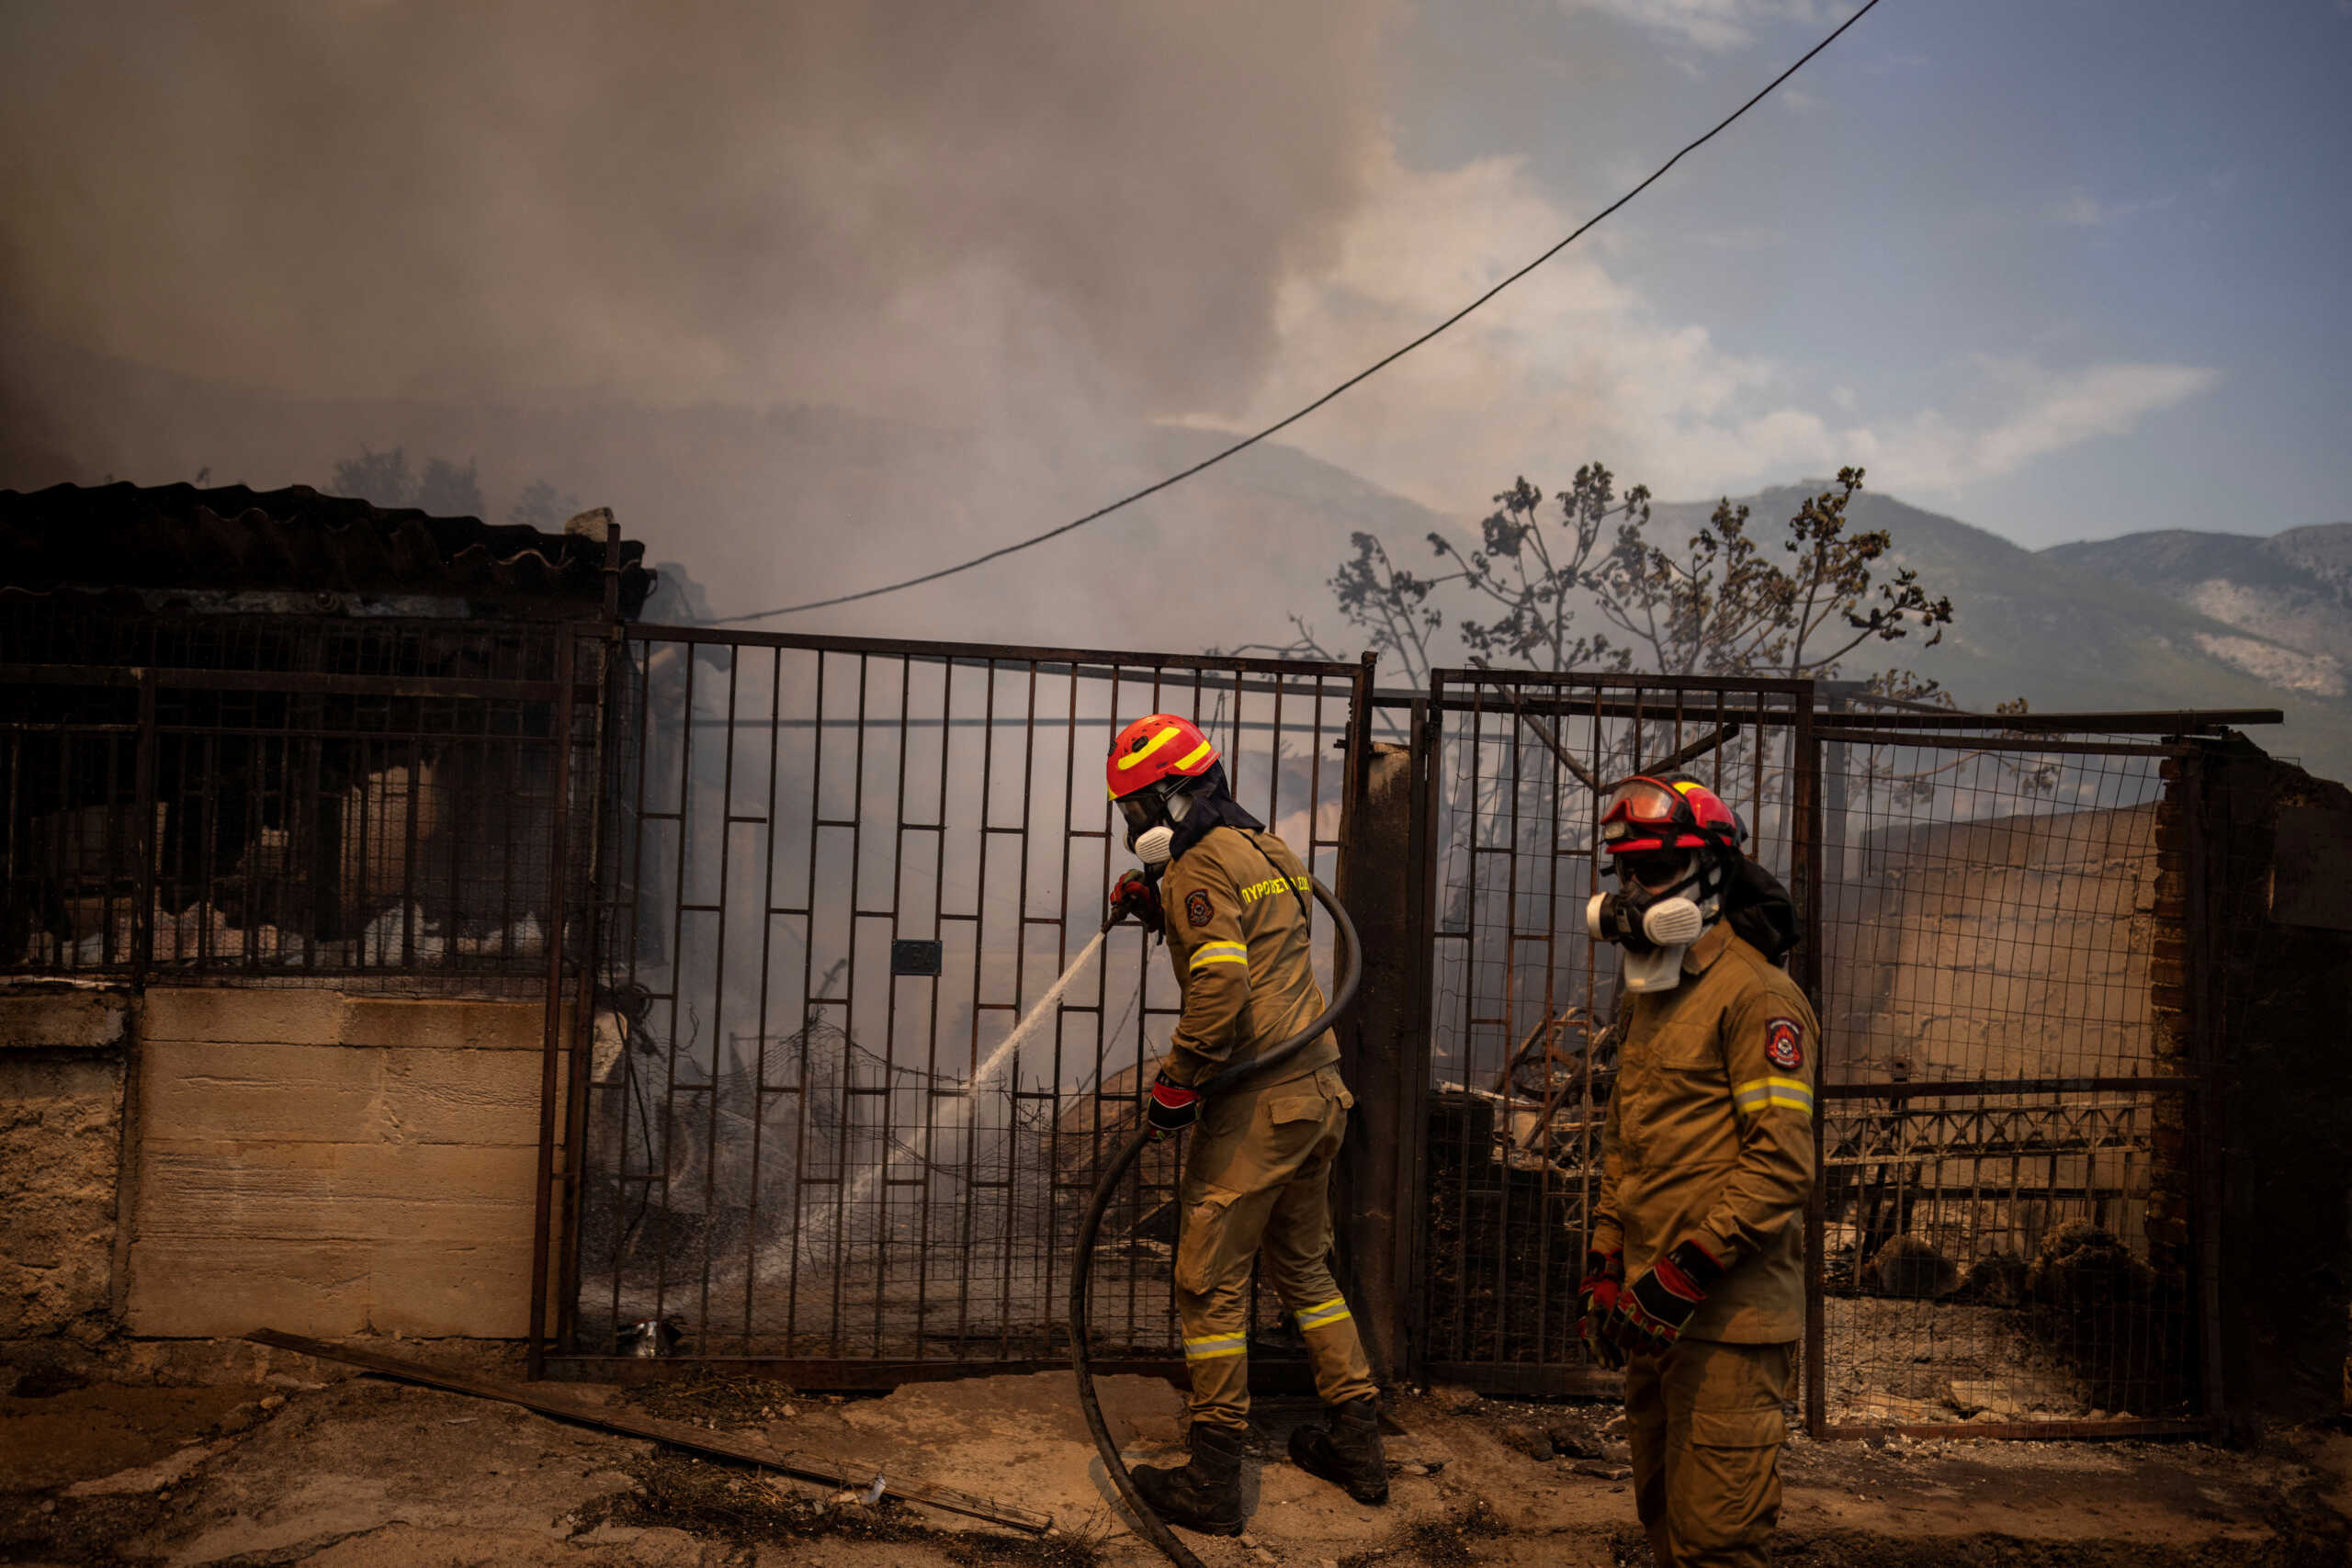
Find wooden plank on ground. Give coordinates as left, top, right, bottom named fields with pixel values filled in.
left=245, top=1328, right=1053, bottom=1535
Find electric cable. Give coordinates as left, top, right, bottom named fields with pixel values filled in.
left=1068, top=875, right=1363, bottom=1568
left=708, top=0, right=1888, bottom=626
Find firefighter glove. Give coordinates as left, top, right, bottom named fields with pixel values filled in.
left=1604, top=1239, right=1724, bottom=1356
left=1577, top=1249, right=1627, bottom=1370
left=1145, top=1071, right=1200, bottom=1138
left=1106, top=868, right=1163, bottom=935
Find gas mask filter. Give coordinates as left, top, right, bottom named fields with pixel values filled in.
left=1135, top=825, right=1175, bottom=867
left=1587, top=852, right=1718, bottom=994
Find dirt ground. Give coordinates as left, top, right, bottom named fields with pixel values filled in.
left=1, top=1340, right=2345, bottom=1567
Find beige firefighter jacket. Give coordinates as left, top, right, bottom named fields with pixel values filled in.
left=1154, top=826, right=1339, bottom=1089
left=1592, top=919, right=1819, bottom=1342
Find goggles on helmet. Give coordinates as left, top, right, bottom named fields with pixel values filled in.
left=1598, top=773, right=1743, bottom=855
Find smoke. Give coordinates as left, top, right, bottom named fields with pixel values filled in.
left=0, top=2, right=1389, bottom=427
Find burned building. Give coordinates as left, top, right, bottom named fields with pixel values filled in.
left=1, top=481, right=647, bottom=1346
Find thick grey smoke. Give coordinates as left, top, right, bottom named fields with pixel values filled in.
left=1, top=2, right=1385, bottom=422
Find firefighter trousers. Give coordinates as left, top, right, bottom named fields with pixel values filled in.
left=1173, top=1063, right=1378, bottom=1436
left=1625, top=1337, right=1795, bottom=1568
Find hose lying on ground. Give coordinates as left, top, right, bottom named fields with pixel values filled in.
left=1066, top=878, right=1364, bottom=1568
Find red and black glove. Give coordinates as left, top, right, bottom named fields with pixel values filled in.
left=1577, top=1249, right=1627, bottom=1370
left=1106, top=868, right=1163, bottom=935
left=1145, top=1071, right=1199, bottom=1137
left=1604, top=1239, right=1724, bottom=1356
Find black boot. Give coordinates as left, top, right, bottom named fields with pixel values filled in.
left=1288, top=1394, right=1388, bottom=1505
left=1129, top=1422, right=1247, bottom=1535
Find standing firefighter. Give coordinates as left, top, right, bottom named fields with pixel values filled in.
left=1578, top=773, right=1816, bottom=1568
left=1100, top=712, right=1384, bottom=1537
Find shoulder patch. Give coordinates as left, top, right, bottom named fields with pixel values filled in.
left=1763, top=1017, right=1804, bottom=1071
left=1186, top=890, right=1215, bottom=930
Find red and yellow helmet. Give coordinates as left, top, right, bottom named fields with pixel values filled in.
left=1106, top=713, right=1218, bottom=800
left=1599, top=773, right=1744, bottom=856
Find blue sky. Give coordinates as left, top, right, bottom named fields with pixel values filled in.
left=1321, top=0, right=2352, bottom=545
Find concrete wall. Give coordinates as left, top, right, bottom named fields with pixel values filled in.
left=126, top=988, right=551, bottom=1338
left=1825, top=803, right=2161, bottom=1084
left=0, top=990, right=132, bottom=1344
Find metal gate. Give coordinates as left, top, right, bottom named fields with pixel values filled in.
left=1408, top=670, right=1818, bottom=1396
left=532, top=633, right=2245, bottom=1432
left=1405, top=672, right=2231, bottom=1438
left=544, top=626, right=1372, bottom=1382
left=1805, top=713, right=2214, bottom=1438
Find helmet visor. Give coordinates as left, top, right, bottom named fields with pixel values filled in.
left=1116, top=793, right=1161, bottom=841
left=1616, top=849, right=1697, bottom=893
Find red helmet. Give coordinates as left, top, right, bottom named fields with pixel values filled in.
left=1106, top=713, right=1218, bottom=800
left=1599, top=773, right=1744, bottom=856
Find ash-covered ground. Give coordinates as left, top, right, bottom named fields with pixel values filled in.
left=1, top=1339, right=2344, bottom=1567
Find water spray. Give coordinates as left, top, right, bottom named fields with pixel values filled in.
left=1067, top=876, right=1363, bottom=1568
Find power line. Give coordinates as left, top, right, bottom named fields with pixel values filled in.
left=711, top=0, right=1889, bottom=626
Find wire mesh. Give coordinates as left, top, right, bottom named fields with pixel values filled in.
left=571, top=629, right=1365, bottom=1370
left=1419, top=671, right=1809, bottom=1381
left=1814, top=728, right=2198, bottom=1429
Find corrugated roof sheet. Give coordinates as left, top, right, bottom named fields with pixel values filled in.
left=0, top=481, right=651, bottom=617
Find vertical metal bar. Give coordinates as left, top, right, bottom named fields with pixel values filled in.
left=1398, top=692, right=1439, bottom=1382
left=742, top=644, right=787, bottom=1351
left=787, top=649, right=827, bottom=1349
left=527, top=631, right=578, bottom=1381
left=835, top=654, right=871, bottom=1352
left=997, top=660, right=1041, bottom=1359
left=696, top=646, right=742, bottom=1345
left=556, top=630, right=612, bottom=1354
left=2180, top=746, right=2228, bottom=1429
left=651, top=637, right=698, bottom=1340
left=887, top=656, right=918, bottom=1358
left=132, top=669, right=156, bottom=984
left=1792, top=682, right=1826, bottom=1438
left=1489, top=680, right=1525, bottom=1370
left=1040, top=658, right=1082, bottom=1364
left=609, top=635, right=656, bottom=1337
left=918, top=656, right=955, bottom=1353
left=954, top=660, right=998, bottom=1355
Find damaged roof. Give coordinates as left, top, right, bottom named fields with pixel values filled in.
left=0, top=481, right=652, bottom=618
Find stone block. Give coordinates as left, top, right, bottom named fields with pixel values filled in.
left=341, top=998, right=545, bottom=1052
left=0, top=1054, right=124, bottom=1337
left=127, top=1237, right=371, bottom=1337
left=133, top=1139, right=538, bottom=1242
left=140, top=1040, right=387, bottom=1145
left=367, top=1238, right=534, bottom=1337
left=141, top=987, right=346, bottom=1046
left=0, top=989, right=131, bottom=1050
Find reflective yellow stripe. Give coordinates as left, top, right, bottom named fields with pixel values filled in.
left=1183, top=1332, right=1248, bottom=1359
left=1734, top=1076, right=1814, bottom=1116
left=1114, top=726, right=1182, bottom=772
left=1295, top=1295, right=1352, bottom=1331
left=1189, top=942, right=1248, bottom=972
left=1172, top=739, right=1214, bottom=771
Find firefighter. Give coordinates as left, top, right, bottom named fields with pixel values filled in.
left=1576, top=773, right=1816, bottom=1568
left=1101, top=712, right=1384, bottom=1536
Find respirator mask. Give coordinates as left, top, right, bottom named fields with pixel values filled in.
left=1589, top=849, right=1720, bottom=993
left=1118, top=778, right=1193, bottom=859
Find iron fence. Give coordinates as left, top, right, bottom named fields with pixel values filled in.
left=553, top=626, right=1371, bottom=1380
left=1404, top=677, right=2238, bottom=1435
left=1, top=607, right=595, bottom=984
left=1411, top=670, right=1816, bottom=1394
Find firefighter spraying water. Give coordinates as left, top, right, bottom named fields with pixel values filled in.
left=1070, top=713, right=1374, bottom=1558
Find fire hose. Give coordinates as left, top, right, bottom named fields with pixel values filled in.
left=1067, top=876, right=1363, bottom=1568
